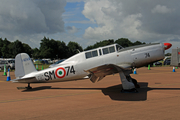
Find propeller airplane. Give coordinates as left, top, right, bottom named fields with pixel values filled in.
left=11, top=43, right=172, bottom=92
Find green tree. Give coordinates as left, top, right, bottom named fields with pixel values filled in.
left=165, top=53, right=171, bottom=56
left=0, top=38, right=4, bottom=57
left=7, top=42, right=14, bottom=58
left=23, top=43, right=33, bottom=57
left=39, top=37, right=70, bottom=59
left=32, top=48, right=41, bottom=59
left=133, top=41, right=145, bottom=46
left=84, top=39, right=114, bottom=50
left=11, top=40, right=25, bottom=57
left=67, top=41, right=83, bottom=57
left=1, top=38, right=33, bottom=58
left=57, top=41, right=69, bottom=59
left=39, top=37, right=54, bottom=59
left=1, top=38, right=11, bottom=58
left=115, top=38, right=133, bottom=47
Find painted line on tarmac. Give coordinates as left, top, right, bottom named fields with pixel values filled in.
left=0, top=91, right=99, bottom=103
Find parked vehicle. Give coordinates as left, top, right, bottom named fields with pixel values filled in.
left=42, top=60, right=49, bottom=64
left=6, top=59, right=15, bottom=69
left=154, top=61, right=162, bottom=66
left=49, top=59, right=66, bottom=68
left=0, top=60, right=10, bottom=70
left=163, top=59, right=171, bottom=65
left=43, top=59, right=53, bottom=64
left=0, top=59, right=15, bottom=70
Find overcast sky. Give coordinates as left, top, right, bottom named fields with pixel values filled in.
left=0, top=0, right=179, bottom=53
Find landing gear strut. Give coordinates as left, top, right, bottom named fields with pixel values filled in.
left=115, top=66, right=140, bottom=93
left=17, top=83, right=32, bottom=90
left=118, top=71, right=138, bottom=93
left=26, top=83, right=32, bottom=89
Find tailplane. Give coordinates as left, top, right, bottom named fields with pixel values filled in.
left=15, top=53, right=37, bottom=78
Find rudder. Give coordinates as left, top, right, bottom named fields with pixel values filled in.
left=15, top=53, right=37, bottom=78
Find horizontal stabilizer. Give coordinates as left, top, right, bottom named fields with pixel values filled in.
left=11, top=77, right=37, bottom=83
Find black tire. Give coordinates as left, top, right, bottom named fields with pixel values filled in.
left=132, top=78, right=140, bottom=88
left=132, top=78, right=137, bottom=84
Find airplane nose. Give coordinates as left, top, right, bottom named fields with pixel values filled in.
left=164, top=43, right=172, bottom=50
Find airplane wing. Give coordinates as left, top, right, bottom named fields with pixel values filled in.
left=84, top=64, right=132, bottom=83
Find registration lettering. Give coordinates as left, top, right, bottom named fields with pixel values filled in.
left=44, top=66, right=76, bottom=81
left=44, top=71, right=56, bottom=81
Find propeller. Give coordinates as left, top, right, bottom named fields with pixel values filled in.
left=164, top=43, right=172, bottom=50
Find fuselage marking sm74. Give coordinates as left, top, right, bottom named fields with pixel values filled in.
left=38, top=65, right=76, bottom=81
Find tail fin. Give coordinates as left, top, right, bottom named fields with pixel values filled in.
left=15, top=53, right=37, bottom=78
left=171, top=48, right=180, bottom=67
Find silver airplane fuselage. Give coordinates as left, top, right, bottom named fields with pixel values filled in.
left=12, top=43, right=168, bottom=84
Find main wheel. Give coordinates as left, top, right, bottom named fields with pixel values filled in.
left=132, top=78, right=140, bottom=88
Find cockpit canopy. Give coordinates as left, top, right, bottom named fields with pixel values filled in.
left=85, top=44, right=123, bottom=59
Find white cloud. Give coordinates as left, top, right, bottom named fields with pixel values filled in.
left=81, top=0, right=180, bottom=49
left=0, top=0, right=66, bottom=48
left=0, top=0, right=180, bottom=52
left=66, top=0, right=85, bottom=2
left=151, top=5, right=173, bottom=14
left=0, top=0, right=66, bottom=34
left=82, top=0, right=143, bottom=43
left=67, top=20, right=94, bottom=24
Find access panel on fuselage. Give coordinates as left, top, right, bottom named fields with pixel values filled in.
left=130, top=44, right=164, bottom=67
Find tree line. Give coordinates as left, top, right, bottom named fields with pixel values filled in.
left=0, top=37, right=146, bottom=59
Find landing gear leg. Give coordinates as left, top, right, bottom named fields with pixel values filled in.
left=26, top=83, right=32, bottom=89
left=17, top=83, right=32, bottom=90
left=119, top=72, right=138, bottom=93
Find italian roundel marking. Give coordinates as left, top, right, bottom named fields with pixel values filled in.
left=55, top=67, right=66, bottom=78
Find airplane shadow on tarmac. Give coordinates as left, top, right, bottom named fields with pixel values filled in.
left=22, top=82, right=180, bottom=101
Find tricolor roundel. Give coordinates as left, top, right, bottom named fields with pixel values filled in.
left=55, top=67, right=66, bottom=78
